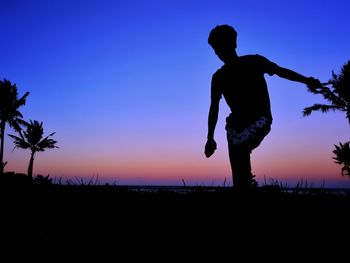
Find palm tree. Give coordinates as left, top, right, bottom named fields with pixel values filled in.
left=304, top=60, right=350, bottom=177
left=333, top=142, right=350, bottom=177
left=303, top=60, right=350, bottom=123
left=0, top=79, right=29, bottom=174
left=8, top=120, right=58, bottom=179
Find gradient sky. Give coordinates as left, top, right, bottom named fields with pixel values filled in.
left=1, top=0, right=349, bottom=187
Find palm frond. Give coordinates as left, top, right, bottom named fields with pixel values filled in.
left=303, top=104, right=342, bottom=117
left=332, top=142, right=350, bottom=176
left=9, top=119, right=23, bottom=134
left=15, top=92, right=30, bottom=108
left=322, top=86, right=347, bottom=107
left=306, top=85, right=344, bottom=106
left=16, top=118, right=30, bottom=127
left=304, top=60, right=350, bottom=120
left=329, top=61, right=350, bottom=100
left=37, top=136, right=58, bottom=151
left=8, top=134, right=31, bottom=149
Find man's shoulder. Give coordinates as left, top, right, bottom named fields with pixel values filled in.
left=240, top=54, right=277, bottom=71
left=239, top=54, right=268, bottom=62
left=212, top=66, right=225, bottom=78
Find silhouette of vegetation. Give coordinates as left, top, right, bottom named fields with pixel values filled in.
left=8, top=120, right=58, bottom=179
left=0, top=79, right=29, bottom=174
left=33, top=174, right=53, bottom=185
left=0, top=171, right=31, bottom=185
left=303, top=60, right=350, bottom=123
left=0, top=172, right=52, bottom=185
left=304, top=60, right=350, bottom=177
left=2, top=180, right=349, bottom=261
left=333, top=142, right=350, bottom=177
left=66, top=174, right=100, bottom=186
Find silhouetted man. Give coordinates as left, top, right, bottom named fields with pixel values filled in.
left=205, top=25, right=320, bottom=190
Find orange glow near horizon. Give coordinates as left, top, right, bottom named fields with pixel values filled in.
left=6, top=140, right=349, bottom=187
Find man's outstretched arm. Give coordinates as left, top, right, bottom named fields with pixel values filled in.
left=205, top=98, right=219, bottom=158
left=274, top=66, right=321, bottom=88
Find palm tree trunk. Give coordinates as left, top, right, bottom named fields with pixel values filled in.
left=0, top=121, right=5, bottom=175
left=28, top=151, right=35, bottom=179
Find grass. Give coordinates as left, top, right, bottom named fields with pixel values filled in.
left=1, top=176, right=350, bottom=261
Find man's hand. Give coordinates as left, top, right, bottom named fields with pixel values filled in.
left=205, top=139, right=217, bottom=158
left=306, top=77, right=322, bottom=90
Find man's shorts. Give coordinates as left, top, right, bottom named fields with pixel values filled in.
left=226, top=116, right=272, bottom=151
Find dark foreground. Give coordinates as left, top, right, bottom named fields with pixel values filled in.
left=1, top=184, right=350, bottom=261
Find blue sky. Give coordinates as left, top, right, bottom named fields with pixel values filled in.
left=1, top=0, right=349, bottom=186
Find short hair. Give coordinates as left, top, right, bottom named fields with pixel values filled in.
left=208, top=24, right=237, bottom=48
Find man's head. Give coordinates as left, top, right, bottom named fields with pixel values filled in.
left=208, top=25, right=237, bottom=63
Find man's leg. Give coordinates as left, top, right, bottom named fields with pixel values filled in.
left=225, top=117, right=271, bottom=189
left=227, top=144, right=255, bottom=190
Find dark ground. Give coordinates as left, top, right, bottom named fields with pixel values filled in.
left=1, top=184, right=350, bottom=262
